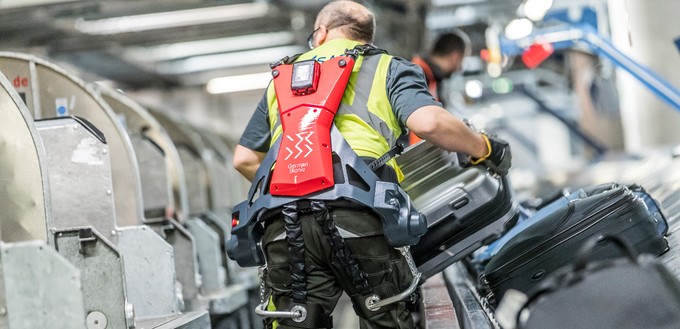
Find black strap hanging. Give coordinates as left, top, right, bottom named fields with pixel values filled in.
left=283, top=202, right=307, bottom=303
left=312, top=201, right=372, bottom=295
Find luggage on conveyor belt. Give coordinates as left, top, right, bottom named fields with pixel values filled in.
left=495, top=235, right=680, bottom=329
left=473, top=194, right=578, bottom=268
left=473, top=183, right=668, bottom=268
left=630, top=184, right=669, bottom=236
left=397, top=141, right=518, bottom=280
left=482, top=183, right=669, bottom=302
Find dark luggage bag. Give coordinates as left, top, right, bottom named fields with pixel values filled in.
left=474, top=183, right=668, bottom=267
left=482, top=183, right=669, bottom=302
left=495, top=235, right=680, bottom=329
left=630, top=184, right=669, bottom=236
left=397, top=141, right=518, bottom=279
left=473, top=192, right=579, bottom=267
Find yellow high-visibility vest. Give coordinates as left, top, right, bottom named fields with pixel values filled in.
left=266, top=39, right=405, bottom=181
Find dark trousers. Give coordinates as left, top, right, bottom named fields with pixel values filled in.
left=262, top=207, right=416, bottom=329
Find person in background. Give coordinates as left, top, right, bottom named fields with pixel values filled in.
left=233, top=1, right=510, bottom=328
left=410, top=32, right=469, bottom=144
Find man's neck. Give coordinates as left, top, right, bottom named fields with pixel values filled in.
left=323, top=34, right=367, bottom=46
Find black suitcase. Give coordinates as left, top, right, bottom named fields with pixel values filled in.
left=397, top=141, right=518, bottom=279
left=482, top=183, right=669, bottom=302
left=495, top=235, right=680, bottom=329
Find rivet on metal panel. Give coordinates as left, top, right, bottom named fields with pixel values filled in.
left=73, top=125, right=79, bottom=130
left=106, top=189, right=112, bottom=196
left=111, top=230, right=117, bottom=236
left=102, top=148, right=108, bottom=155
left=86, top=311, right=107, bottom=329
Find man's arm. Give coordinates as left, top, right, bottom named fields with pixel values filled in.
left=406, top=105, right=488, bottom=158
left=388, top=57, right=511, bottom=175
left=233, top=84, right=273, bottom=181
left=233, top=145, right=267, bottom=182
left=387, top=58, right=487, bottom=157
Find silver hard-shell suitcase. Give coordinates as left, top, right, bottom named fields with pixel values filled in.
left=397, top=141, right=518, bottom=279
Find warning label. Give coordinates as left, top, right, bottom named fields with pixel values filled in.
left=288, top=162, right=308, bottom=174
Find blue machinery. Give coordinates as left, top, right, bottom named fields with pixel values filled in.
left=497, top=8, right=680, bottom=113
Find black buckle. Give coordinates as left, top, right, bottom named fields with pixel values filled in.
left=270, top=53, right=303, bottom=68
left=295, top=200, right=314, bottom=213
left=345, top=44, right=388, bottom=59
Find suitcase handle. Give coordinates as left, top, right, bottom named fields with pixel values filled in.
left=573, top=234, right=639, bottom=272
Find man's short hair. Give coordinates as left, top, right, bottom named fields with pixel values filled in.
left=317, top=1, right=376, bottom=43
left=431, top=32, right=467, bottom=57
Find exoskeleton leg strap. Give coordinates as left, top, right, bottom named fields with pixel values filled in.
left=312, top=201, right=372, bottom=296
left=283, top=202, right=307, bottom=303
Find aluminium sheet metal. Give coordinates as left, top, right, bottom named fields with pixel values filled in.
left=0, top=71, right=49, bottom=242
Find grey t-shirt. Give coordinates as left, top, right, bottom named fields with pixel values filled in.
left=239, top=56, right=440, bottom=152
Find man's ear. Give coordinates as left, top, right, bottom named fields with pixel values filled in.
left=316, top=25, right=329, bottom=46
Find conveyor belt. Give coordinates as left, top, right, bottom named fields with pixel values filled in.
left=660, top=232, right=680, bottom=277
left=442, top=155, right=680, bottom=329
left=444, top=263, right=497, bottom=329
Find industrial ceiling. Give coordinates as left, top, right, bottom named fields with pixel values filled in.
left=0, top=0, right=524, bottom=89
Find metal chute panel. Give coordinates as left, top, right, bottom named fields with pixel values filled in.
left=0, top=70, right=49, bottom=242
left=117, top=226, right=181, bottom=319
left=1, top=240, right=86, bottom=329
left=35, top=117, right=118, bottom=244
left=0, top=52, right=144, bottom=228
left=100, top=88, right=189, bottom=223
left=150, top=111, right=210, bottom=218
left=53, top=227, right=132, bottom=329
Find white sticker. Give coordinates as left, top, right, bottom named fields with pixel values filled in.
left=71, top=137, right=104, bottom=166
left=55, top=97, right=69, bottom=117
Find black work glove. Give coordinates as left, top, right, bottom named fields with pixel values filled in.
left=469, top=133, right=512, bottom=176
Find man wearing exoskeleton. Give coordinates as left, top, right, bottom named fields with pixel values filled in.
left=230, top=1, right=511, bottom=328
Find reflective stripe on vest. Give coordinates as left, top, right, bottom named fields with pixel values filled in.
left=266, top=39, right=405, bottom=181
